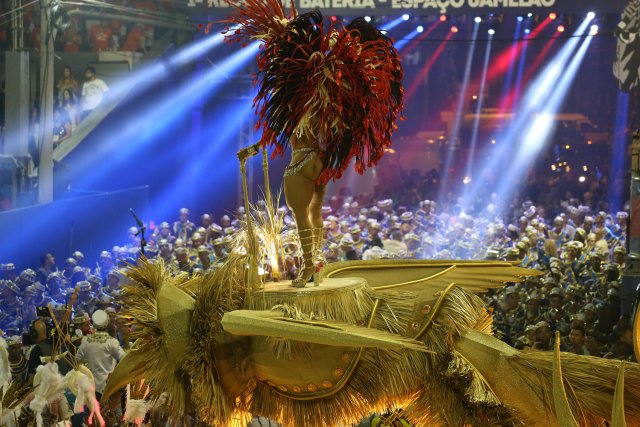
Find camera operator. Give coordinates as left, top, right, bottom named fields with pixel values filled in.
left=25, top=318, right=72, bottom=379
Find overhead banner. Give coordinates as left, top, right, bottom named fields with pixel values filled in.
left=186, top=0, right=627, bottom=16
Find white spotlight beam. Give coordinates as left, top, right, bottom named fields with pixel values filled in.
left=462, top=14, right=594, bottom=205
left=493, top=33, right=595, bottom=204
left=462, top=32, right=493, bottom=207
left=437, top=21, right=480, bottom=203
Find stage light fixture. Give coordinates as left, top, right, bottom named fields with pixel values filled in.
left=451, top=25, right=459, bottom=33
left=331, top=15, right=337, bottom=22
left=557, top=24, right=565, bottom=32
left=440, top=14, right=447, bottom=22
left=381, top=30, right=388, bottom=35
left=417, top=25, right=424, bottom=33
left=587, top=11, right=595, bottom=20
left=549, top=12, right=557, bottom=20
left=516, top=16, right=524, bottom=22
left=474, top=16, right=482, bottom=23
left=402, top=14, right=410, bottom=21
left=524, top=28, right=531, bottom=34
left=578, top=176, right=586, bottom=183
left=485, top=14, right=501, bottom=37
left=364, top=16, right=371, bottom=22
left=527, top=13, right=533, bottom=17
left=590, top=24, right=598, bottom=35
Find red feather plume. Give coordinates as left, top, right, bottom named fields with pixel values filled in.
left=222, top=0, right=404, bottom=184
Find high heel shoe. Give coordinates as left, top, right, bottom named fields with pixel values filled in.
left=291, top=263, right=316, bottom=288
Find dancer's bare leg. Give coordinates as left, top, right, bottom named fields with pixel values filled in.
left=284, top=153, right=323, bottom=287
left=309, top=182, right=327, bottom=266
left=309, top=182, right=327, bottom=229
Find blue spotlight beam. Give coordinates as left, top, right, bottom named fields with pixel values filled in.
left=609, top=91, right=629, bottom=212
left=510, top=34, right=529, bottom=108
left=168, top=28, right=234, bottom=67
left=497, top=19, right=523, bottom=112
left=382, top=16, right=407, bottom=32
left=115, top=42, right=260, bottom=157
left=78, top=42, right=261, bottom=189
left=0, top=35, right=238, bottom=249
left=17, top=32, right=232, bottom=164
left=107, top=29, right=233, bottom=105
left=437, top=21, right=480, bottom=204
left=394, top=29, right=420, bottom=51
left=152, top=100, right=256, bottom=220
left=462, top=33, right=493, bottom=207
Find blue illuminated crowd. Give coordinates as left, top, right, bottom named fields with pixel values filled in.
left=1, top=187, right=633, bottom=362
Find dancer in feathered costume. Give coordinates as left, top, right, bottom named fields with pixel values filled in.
left=230, top=0, right=404, bottom=287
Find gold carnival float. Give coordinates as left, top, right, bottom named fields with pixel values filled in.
left=102, top=1, right=640, bottom=425
left=102, top=228, right=640, bottom=426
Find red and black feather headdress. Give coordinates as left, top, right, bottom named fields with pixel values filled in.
left=223, top=0, right=404, bottom=184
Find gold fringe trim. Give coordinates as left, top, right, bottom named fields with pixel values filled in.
left=267, top=303, right=314, bottom=360
left=183, top=253, right=251, bottom=426
left=509, top=350, right=640, bottom=426
left=612, top=363, right=627, bottom=427
left=120, top=258, right=198, bottom=416
left=232, top=189, right=302, bottom=286
left=552, top=332, right=581, bottom=427
left=266, top=337, right=314, bottom=361
left=248, top=279, right=376, bottom=325
left=406, top=286, right=510, bottom=426
left=242, top=286, right=431, bottom=426
left=242, top=285, right=507, bottom=427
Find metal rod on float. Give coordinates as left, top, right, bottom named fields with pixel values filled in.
left=262, top=147, right=272, bottom=209
left=261, top=147, right=281, bottom=281
left=239, top=154, right=261, bottom=291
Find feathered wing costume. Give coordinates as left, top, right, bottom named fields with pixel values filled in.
left=223, top=0, right=404, bottom=183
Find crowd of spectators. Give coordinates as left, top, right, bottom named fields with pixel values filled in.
left=32, top=63, right=110, bottom=155
left=1, top=0, right=160, bottom=152
left=2, top=193, right=633, bottom=347
left=0, top=186, right=633, bottom=424
left=53, top=65, right=109, bottom=148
